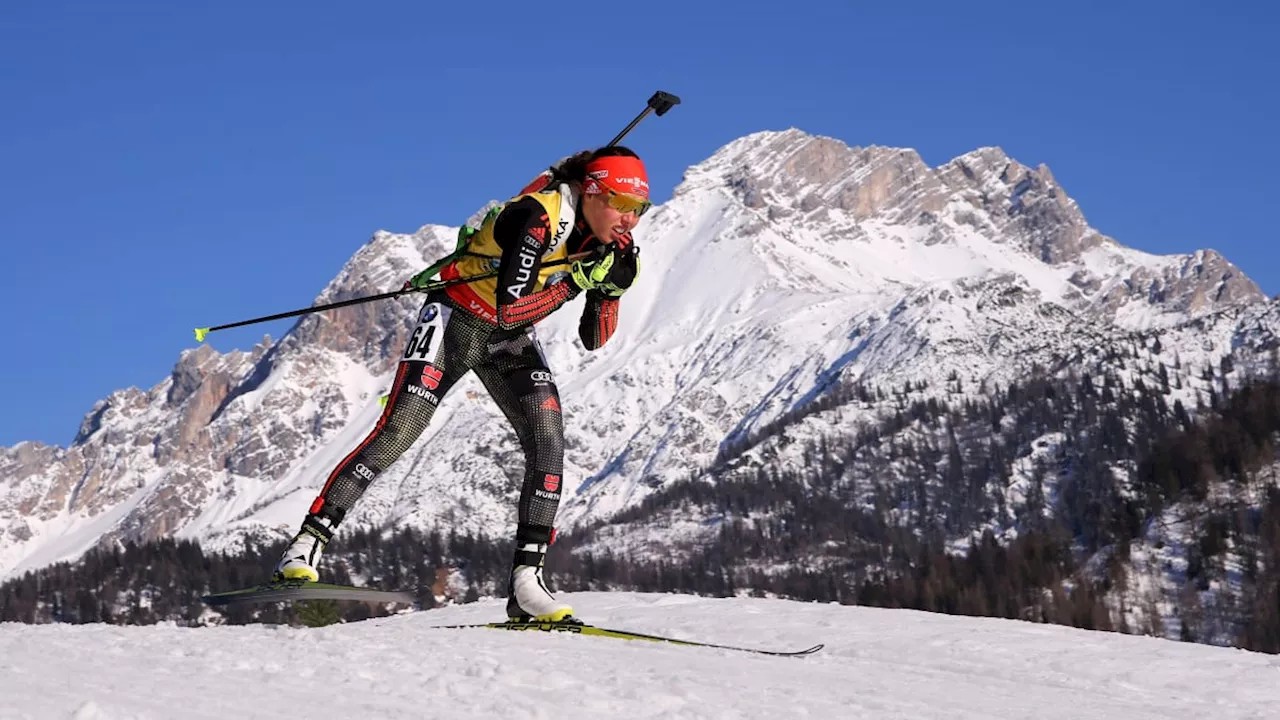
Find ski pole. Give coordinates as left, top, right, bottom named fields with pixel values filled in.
left=192, top=253, right=591, bottom=342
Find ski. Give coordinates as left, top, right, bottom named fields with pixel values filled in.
left=432, top=619, right=824, bottom=657
left=201, top=578, right=416, bottom=607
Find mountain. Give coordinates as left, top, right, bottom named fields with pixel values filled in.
left=1, top=127, right=1273, bottom=592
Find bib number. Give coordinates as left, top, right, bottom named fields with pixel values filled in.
left=403, top=303, right=449, bottom=362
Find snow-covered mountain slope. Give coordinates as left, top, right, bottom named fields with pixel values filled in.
left=3, top=592, right=1277, bottom=719
left=1, top=128, right=1274, bottom=579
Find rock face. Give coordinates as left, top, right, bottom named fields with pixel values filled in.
left=0, top=128, right=1271, bottom=580
left=710, top=131, right=1263, bottom=323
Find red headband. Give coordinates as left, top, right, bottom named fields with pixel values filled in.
left=584, top=155, right=649, bottom=199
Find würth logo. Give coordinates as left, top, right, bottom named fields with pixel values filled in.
left=528, top=226, right=546, bottom=242
left=543, top=474, right=560, bottom=492
left=540, top=395, right=560, bottom=412
left=421, top=365, right=443, bottom=390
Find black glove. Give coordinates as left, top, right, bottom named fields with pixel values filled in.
left=600, top=246, right=640, bottom=298
left=568, top=243, right=617, bottom=292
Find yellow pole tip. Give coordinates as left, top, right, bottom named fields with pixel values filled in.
left=194, top=328, right=210, bottom=342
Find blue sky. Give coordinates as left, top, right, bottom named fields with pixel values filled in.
left=1, top=1, right=1276, bottom=448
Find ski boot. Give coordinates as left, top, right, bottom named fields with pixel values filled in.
left=272, top=515, right=334, bottom=583
left=506, top=541, right=574, bottom=623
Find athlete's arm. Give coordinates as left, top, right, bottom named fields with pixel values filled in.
left=493, top=197, right=578, bottom=330
left=578, top=291, right=620, bottom=350
left=577, top=239, right=638, bottom=350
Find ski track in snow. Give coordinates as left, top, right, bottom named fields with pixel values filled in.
left=2, top=592, right=1277, bottom=719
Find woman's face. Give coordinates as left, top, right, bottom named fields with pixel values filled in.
left=581, top=189, right=643, bottom=244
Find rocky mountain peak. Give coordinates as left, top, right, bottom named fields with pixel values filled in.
left=283, top=225, right=456, bottom=372
left=0, top=127, right=1274, bottom=580
left=697, top=129, right=945, bottom=226
left=678, top=129, right=1264, bottom=326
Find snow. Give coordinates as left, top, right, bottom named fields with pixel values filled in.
left=2, top=592, right=1277, bottom=719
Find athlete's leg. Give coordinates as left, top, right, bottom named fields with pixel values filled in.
left=474, top=326, right=566, bottom=543
left=273, top=294, right=491, bottom=581
left=472, top=326, right=571, bottom=619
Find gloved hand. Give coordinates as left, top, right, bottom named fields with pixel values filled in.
left=600, top=246, right=640, bottom=298
left=404, top=265, right=440, bottom=291
left=568, top=244, right=617, bottom=292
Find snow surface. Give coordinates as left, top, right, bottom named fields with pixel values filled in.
left=2, top=592, right=1277, bottom=719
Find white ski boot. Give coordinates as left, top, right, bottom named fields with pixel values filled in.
left=272, top=515, right=334, bottom=583
left=506, top=542, right=574, bottom=622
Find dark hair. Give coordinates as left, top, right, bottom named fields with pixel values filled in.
left=554, top=145, right=641, bottom=183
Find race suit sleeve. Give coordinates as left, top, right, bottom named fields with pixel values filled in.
left=492, top=196, right=579, bottom=330
left=578, top=291, right=620, bottom=350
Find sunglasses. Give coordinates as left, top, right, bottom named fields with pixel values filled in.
left=588, top=179, right=652, bottom=217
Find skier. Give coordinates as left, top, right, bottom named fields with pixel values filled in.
left=271, top=146, right=650, bottom=623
